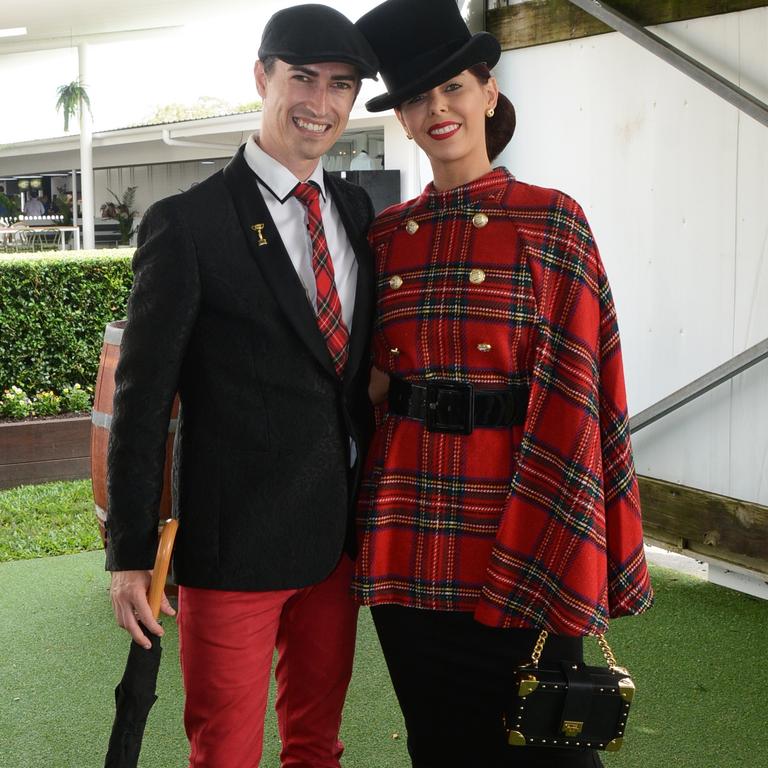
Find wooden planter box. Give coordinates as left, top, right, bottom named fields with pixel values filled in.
left=0, top=415, right=91, bottom=490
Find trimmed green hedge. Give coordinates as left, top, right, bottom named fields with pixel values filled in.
left=0, top=251, right=134, bottom=394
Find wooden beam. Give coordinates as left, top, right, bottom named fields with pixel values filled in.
left=638, top=476, right=768, bottom=575
left=488, top=1, right=768, bottom=51
left=0, top=457, right=91, bottom=489
left=0, top=417, right=90, bottom=489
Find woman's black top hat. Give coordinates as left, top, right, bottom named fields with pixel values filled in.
left=356, top=0, right=501, bottom=112
left=258, top=4, right=379, bottom=80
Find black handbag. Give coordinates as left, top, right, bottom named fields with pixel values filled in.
left=504, top=630, right=635, bottom=753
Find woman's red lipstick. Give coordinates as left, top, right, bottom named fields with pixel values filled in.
left=427, top=121, right=461, bottom=140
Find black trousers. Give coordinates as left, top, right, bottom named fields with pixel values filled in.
left=371, top=605, right=604, bottom=768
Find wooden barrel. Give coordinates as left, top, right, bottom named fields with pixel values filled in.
left=91, top=320, right=178, bottom=548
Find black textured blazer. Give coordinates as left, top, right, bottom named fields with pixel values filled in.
left=105, top=146, right=376, bottom=591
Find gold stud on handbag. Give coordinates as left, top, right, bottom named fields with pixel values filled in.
left=504, top=630, right=635, bottom=752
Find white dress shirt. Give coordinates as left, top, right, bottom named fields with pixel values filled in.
left=24, top=198, right=46, bottom=216
left=243, top=135, right=358, bottom=334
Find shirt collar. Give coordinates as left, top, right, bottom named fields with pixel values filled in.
left=244, top=134, right=327, bottom=204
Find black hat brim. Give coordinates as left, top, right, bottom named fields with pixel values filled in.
left=270, top=51, right=378, bottom=80
left=365, top=32, right=501, bottom=112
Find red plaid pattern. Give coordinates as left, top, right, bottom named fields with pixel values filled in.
left=352, top=168, right=653, bottom=636
left=294, top=181, right=349, bottom=376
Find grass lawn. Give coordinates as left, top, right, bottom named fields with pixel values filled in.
left=0, top=480, right=100, bottom=562
left=1, top=482, right=767, bottom=767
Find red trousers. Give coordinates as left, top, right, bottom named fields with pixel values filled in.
left=177, top=555, right=358, bottom=768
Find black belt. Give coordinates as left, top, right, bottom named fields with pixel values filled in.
left=388, top=376, right=529, bottom=435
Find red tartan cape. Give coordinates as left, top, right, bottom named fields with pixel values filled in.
left=352, top=168, right=653, bottom=636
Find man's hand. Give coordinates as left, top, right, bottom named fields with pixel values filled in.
left=110, top=570, right=176, bottom=650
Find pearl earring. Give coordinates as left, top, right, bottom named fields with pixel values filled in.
left=486, top=108, right=495, bottom=118
left=406, top=132, right=413, bottom=140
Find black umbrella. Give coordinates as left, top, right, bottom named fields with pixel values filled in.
left=105, top=519, right=178, bottom=768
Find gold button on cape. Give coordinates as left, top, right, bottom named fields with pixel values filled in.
left=405, top=220, right=419, bottom=235
left=472, top=213, right=489, bottom=228
left=469, top=268, right=486, bottom=284
left=389, top=275, right=404, bottom=290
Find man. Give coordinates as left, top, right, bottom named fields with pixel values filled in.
left=23, top=190, right=45, bottom=216
left=106, top=6, right=379, bottom=767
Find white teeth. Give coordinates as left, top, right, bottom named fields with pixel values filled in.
left=430, top=124, right=459, bottom=135
left=295, top=118, right=328, bottom=133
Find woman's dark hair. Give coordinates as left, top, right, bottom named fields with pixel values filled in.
left=468, top=63, right=516, bottom=162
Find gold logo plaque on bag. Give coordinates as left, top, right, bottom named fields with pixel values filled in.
left=504, top=630, right=635, bottom=753
left=562, top=721, right=584, bottom=737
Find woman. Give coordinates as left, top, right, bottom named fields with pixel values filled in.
left=353, top=1, right=654, bottom=767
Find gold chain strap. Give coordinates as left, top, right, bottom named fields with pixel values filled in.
left=597, top=634, right=619, bottom=669
left=530, top=629, right=548, bottom=666
left=529, top=629, right=622, bottom=671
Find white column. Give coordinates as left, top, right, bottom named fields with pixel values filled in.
left=71, top=168, right=78, bottom=235
left=78, top=42, right=95, bottom=250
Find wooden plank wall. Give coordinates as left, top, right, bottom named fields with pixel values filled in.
left=488, top=0, right=768, bottom=50
left=638, top=476, right=768, bottom=574
left=0, top=417, right=90, bottom=489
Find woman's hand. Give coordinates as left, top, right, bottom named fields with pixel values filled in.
left=369, top=366, right=390, bottom=405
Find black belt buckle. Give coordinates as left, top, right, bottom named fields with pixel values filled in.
left=424, top=380, right=474, bottom=435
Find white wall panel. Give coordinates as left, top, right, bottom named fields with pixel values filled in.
left=494, top=8, right=768, bottom=504
left=95, top=159, right=228, bottom=224
left=729, top=10, right=768, bottom=502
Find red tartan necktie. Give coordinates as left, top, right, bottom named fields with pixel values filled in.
left=293, top=181, right=349, bottom=376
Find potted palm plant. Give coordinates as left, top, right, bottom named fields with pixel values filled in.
left=0, top=189, right=21, bottom=223
left=54, top=188, right=74, bottom=226
left=100, top=187, right=139, bottom=246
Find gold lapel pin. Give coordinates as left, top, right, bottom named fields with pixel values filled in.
left=251, top=223, right=268, bottom=246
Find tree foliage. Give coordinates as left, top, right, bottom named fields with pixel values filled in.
left=143, top=96, right=262, bottom=124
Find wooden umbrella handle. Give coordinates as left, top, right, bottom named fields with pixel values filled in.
left=148, top=518, right=179, bottom=619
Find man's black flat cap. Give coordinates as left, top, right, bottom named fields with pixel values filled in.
left=258, top=4, right=379, bottom=80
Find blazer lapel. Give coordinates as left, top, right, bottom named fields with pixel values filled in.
left=223, top=147, right=336, bottom=377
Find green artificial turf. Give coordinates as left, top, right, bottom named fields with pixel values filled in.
left=0, top=480, right=101, bottom=562
left=0, top=550, right=408, bottom=768
left=598, top=569, right=768, bottom=767
left=1, top=552, right=766, bottom=767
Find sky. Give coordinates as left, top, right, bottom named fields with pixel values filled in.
left=0, top=0, right=384, bottom=145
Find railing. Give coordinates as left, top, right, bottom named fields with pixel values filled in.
left=630, top=338, right=768, bottom=433
left=18, top=215, right=66, bottom=223
left=567, top=0, right=768, bottom=128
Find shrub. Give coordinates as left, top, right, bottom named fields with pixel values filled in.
left=1, top=386, right=32, bottom=419
left=31, top=390, right=62, bottom=416
left=0, top=383, right=93, bottom=420
left=0, top=252, right=133, bottom=395
left=61, top=383, right=92, bottom=413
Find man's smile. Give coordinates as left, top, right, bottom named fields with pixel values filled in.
left=293, top=117, right=332, bottom=134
